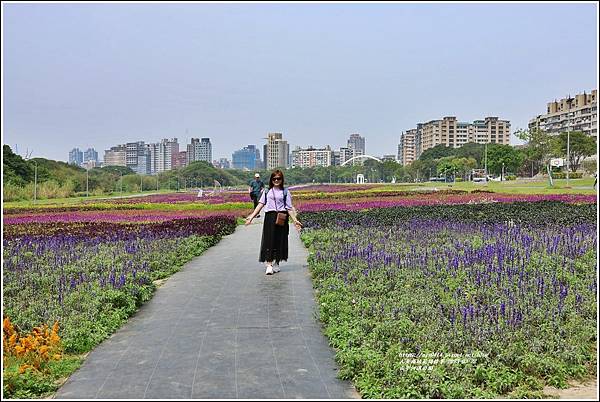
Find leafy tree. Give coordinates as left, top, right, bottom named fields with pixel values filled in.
left=515, top=128, right=553, bottom=171
left=551, top=131, right=597, bottom=172
left=452, top=157, right=477, bottom=179
left=486, top=144, right=524, bottom=177
left=3, top=145, right=34, bottom=185
left=454, top=143, right=485, bottom=167
left=406, top=158, right=437, bottom=181
left=418, top=144, right=455, bottom=161
left=436, top=157, right=456, bottom=178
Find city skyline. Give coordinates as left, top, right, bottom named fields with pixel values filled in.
left=3, top=2, right=597, bottom=162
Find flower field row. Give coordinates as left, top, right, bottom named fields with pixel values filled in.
left=299, top=202, right=597, bottom=398
left=3, top=209, right=240, bottom=225
left=2, top=211, right=237, bottom=398
left=4, top=189, right=595, bottom=218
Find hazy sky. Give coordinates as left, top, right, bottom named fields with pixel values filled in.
left=3, top=2, right=598, bottom=162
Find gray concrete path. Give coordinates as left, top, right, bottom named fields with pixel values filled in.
left=55, top=219, right=359, bottom=399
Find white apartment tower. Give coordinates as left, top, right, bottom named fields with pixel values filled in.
left=291, top=146, right=333, bottom=168
left=157, top=138, right=179, bottom=173
left=265, top=133, right=289, bottom=170
left=187, top=138, right=213, bottom=164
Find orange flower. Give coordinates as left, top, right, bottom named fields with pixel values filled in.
left=18, top=364, right=33, bottom=374
left=3, top=317, right=14, bottom=335
left=14, top=345, right=25, bottom=356
left=9, top=333, right=18, bottom=348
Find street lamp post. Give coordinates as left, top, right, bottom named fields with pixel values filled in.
left=86, top=169, right=89, bottom=197
left=566, top=131, right=570, bottom=187
left=33, top=162, right=38, bottom=202
left=140, top=174, right=143, bottom=193
left=484, top=143, right=488, bottom=179
left=502, top=162, right=505, bottom=181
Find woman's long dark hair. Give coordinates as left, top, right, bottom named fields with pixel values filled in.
left=268, top=169, right=285, bottom=190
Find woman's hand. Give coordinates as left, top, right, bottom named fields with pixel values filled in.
left=293, top=220, right=303, bottom=230
left=245, top=216, right=253, bottom=226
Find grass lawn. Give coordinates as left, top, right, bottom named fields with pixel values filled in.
left=3, top=189, right=178, bottom=208
left=381, top=178, right=597, bottom=195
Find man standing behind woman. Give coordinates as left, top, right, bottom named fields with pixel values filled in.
left=248, top=173, right=265, bottom=218
left=245, top=170, right=302, bottom=275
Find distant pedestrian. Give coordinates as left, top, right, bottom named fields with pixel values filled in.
left=245, top=170, right=302, bottom=275
left=248, top=173, right=265, bottom=218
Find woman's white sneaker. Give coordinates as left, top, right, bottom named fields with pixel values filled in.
left=265, top=265, right=274, bottom=275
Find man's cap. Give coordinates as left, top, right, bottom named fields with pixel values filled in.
left=255, top=173, right=260, bottom=177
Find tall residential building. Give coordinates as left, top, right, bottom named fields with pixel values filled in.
left=146, top=143, right=159, bottom=174
left=84, top=148, right=99, bottom=163
left=126, top=141, right=150, bottom=175
left=69, top=148, right=83, bottom=166
left=265, top=133, right=289, bottom=170
left=414, top=123, right=423, bottom=160
left=232, top=145, right=261, bottom=170
left=158, top=138, right=179, bottom=172
left=528, top=89, right=597, bottom=138
left=338, top=147, right=354, bottom=165
left=398, top=130, right=417, bottom=166
left=347, top=133, right=365, bottom=154
left=291, top=146, right=333, bottom=168
left=347, top=134, right=365, bottom=165
left=103, top=145, right=127, bottom=167
left=187, top=138, right=212, bottom=164
left=419, top=116, right=511, bottom=155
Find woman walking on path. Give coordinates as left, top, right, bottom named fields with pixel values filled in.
left=245, top=170, right=302, bottom=275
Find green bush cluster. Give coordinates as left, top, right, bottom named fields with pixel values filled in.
left=299, top=201, right=597, bottom=229
left=552, top=172, right=584, bottom=179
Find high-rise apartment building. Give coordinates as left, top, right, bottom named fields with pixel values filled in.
left=265, top=133, right=289, bottom=170
left=232, top=145, right=261, bottom=170
left=146, top=143, right=159, bottom=174
left=346, top=134, right=365, bottom=165
left=84, top=148, right=98, bottom=163
left=69, top=148, right=83, bottom=166
left=158, top=138, right=179, bottom=173
left=291, top=146, right=333, bottom=168
left=103, top=145, right=127, bottom=167
left=528, top=89, right=597, bottom=138
left=338, top=147, right=354, bottom=165
left=419, top=116, right=510, bottom=154
left=414, top=123, right=423, bottom=160
left=187, top=138, right=212, bottom=164
left=398, top=130, right=416, bottom=166
left=347, top=133, right=365, bottom=155
left=126, top=141, right=150, bottom=175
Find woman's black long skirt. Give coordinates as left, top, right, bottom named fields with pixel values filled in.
left=259, top=211, right=289, bottom=263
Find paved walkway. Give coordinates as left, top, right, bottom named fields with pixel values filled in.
left=55, top=219, right=359, bottom=399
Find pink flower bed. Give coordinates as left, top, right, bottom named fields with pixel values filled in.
left=288, top=184, right=381, bottom=193
left=295, top=193, right=597, bottom=212
left=3, top=209, right=239, bottom=224
left=94, top=191, right=251, bottom=205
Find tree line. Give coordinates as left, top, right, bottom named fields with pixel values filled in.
left=3, top=131, right=596, bottom=201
